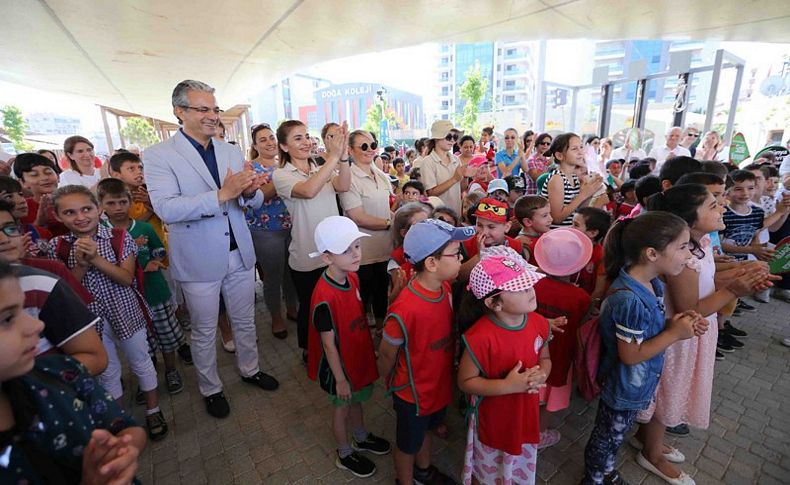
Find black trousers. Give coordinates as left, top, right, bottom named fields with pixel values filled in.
left=357, top=261, right=389, bottom=320
left=290, top=266, right=324, bottom=350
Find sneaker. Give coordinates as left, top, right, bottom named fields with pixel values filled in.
left=204, top=391, right=230, bottom=418
left=721, top=332, right=744, bottom=349
left=538, top=429, right=561, bottom=450
left=736, top=300, right=756, bottom=312
left=165, top=369, right=184, bottom=395
left=335, top=451, right=375, bottom=478
left=413, top=464, right=457, bottom=485
left=773, top=288, right=790, bottom=303
left=241, top=371, right=279, bottom=391
left=352, top=433, right=391, bottom=455
left=665, top=423, right=690, bottom=436
left=753, top=289, right=770, bottom=303
left=715, top=350, right=725, bottom=361
left=732, top=307, right=743, bottom=317
left=177, top=344, right=193, bottom=365
left=603, top=470, right=632, bottom=485
left=717, top=335, right=735, bottom=353
left=135, top=387, right=146, bottom=405
left=146, top=411, right=169, bottom=441
left=723, top=321, right=748, bottom=338
left=783, top=338, right=790, bottom=348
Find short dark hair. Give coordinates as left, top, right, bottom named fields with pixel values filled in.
left=619, top=180, right=636, bottom=196
left=605, top=159, right=623, bottom=169
left=109, top=152, right=142, bottom=173
left=700, top=161, right=729, bottom=179
left=412, top=240, right=451, bottom=272
left=628, top=162, right=652, bottom=180
left=96, top=177, right=131, bottom=202
left=514, top=195, right=549, bottom=221
left=12, top=153, right=58, bottom=180
left=575, top=207, right=611, bottom=243
left=0, top=175, right=23, bottom=194
left=402, top=180, right=425, bottom=195
left=384, top=145, right=396, bottom=154
left=635, top=175, right=661, bottom=206
left=393, top=157, right=405, bottom=168
left=675, top=172, right=724, bottom=187
left=659, top=156, right=702, bottom=186
left=459, top=135, right=475, bottom=146
left=0, top=198, right=15, bottom=219
left=760, top=165, right=779, bottom=179
left=729, top=169, right=756, bottom=184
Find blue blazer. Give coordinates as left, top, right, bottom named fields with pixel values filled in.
left=143, top=131, right=263, bottom=282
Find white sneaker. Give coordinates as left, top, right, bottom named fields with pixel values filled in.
left=772, top=288, right=790, bottom=303
left=782, top=338, right=790, bottom=348
left=753, top=289, right=770, bottom=303
left=222, top=338, right=236, bottom=353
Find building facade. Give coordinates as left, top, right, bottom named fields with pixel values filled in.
left=25, top=113, right=81, bottom=135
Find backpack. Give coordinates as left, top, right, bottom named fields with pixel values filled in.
left=574, top=288, right=629, bottom=402
left=54, top=227, right=152, bottom=327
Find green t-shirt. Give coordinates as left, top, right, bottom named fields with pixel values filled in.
left=102, top=219, right=171, bottom=306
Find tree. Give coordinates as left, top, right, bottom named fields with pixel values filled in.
left=120, top=117, right=160, bottom=148
left=1, top=105, right=34, bottom=151
left=456, top=61, right=489, bottom=134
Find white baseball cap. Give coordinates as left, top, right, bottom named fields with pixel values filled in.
left=309, top=216, right=369, bottom=258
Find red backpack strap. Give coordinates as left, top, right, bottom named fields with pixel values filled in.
left=54, top=237, right=73, bottom=265
left=109, top=227, right=126, bottom=263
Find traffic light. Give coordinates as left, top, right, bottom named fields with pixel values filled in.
left=551, top=89, right=568, bottom=108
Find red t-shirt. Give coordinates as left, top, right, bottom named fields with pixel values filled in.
left=517, top=233, right=540, bottom=267
left=462, top=236, right=523, bottom=260
left=384, top=279, right=454, bottom=415
left=574, top=243, right=603, bottom=296
left=534, top=277, right=591, bottom=386
left=307, top=272, right=377, bottom=392
left=462, top=313, right=549, bottom=453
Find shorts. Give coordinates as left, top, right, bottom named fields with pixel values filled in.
left=150, top=300, right=186, bottom=353
left=393, top=394, right=446, bottom=454
left=329, top=384, right=374, bottom=407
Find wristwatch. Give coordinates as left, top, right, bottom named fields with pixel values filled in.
left=385, top=218, right=392, bottom=229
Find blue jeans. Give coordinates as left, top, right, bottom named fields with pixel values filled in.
left=583, top=401, right=639, bottom=484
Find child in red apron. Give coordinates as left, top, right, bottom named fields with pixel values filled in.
left=458, top=249, right=551, bottom=485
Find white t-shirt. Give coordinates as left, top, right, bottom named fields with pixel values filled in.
left=649, top=145, right=692, bottom=174
left=58, top=169, right=101, bottom=189
left=611, top=147, right=646, bottom=162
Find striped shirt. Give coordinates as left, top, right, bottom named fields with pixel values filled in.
left=721, top=205, right=765, bottom=261
left=540, top=169, right=580, bottom=227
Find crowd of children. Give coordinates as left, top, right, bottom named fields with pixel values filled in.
left=0, top=122, right=788, bottom=483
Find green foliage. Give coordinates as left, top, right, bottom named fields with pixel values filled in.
left=120, top=117, right=160, bottom=148
left=1, top=105, right=34, bottom=151
left=361, top=99, right=397, bottom=138
left=456, top=62, right=489, bottom=135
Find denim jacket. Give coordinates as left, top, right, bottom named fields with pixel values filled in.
left=598, top=269, right=667, bottom=411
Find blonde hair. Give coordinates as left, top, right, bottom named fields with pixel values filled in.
left=391, top=202, right=431, bottom=247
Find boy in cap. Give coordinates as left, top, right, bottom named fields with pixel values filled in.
left=504, top=175, right=526, bottom=207
left=378, top=219, right=475, bottom=485
left=306, top=216, right=391, bottom=478
left=486, top=178, right=509, bottom=203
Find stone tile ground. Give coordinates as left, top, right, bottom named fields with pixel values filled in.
left=133, top=288, right=790, bottom=484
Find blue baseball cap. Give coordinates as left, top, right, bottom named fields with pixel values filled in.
left=403, top=219, right=476, bottom=264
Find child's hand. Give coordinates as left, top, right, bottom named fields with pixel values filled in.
left=726, top=271, right=765, bottom=297
left=336, top=379, right=352, bottom=401
left=752, top=245, right=776, bottom=262
left=144, top=260, right=165, bottom=272
left=504, top=361, right=531, bottom=393
left=81, top=429, right=140, bottom=485
left=21, top=232, right=35, bottom=256
left=388, top=268, right=406, bottom=302
left=35, top=195, right=52, bottom=224
left=134, top=235, right=148, bottom=248
left=524, top=365, right=548, bottom=393
left=668, top=312, right=697, bottom=340
left=75, top=237, right=98, bottom=262
left=676, top=310, right=708, bottom=337
left=548, top=316, right=568, bottom=334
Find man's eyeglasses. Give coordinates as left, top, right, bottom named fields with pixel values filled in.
left=181, top=106, right=224, bottom=115
left=0, top=224, right=22, bottom=237
left=445, top=133, right=459, bottom=142
left=356, top=142, right=378, bottom=151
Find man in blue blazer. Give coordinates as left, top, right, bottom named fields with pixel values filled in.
left=144, top=80, right=278, bottom=418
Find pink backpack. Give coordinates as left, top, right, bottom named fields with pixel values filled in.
left=574, top=288, right=629, bottom=402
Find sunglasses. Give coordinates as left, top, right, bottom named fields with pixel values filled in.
left=476, top=202, right=507, bottom=216
left=251, top=123, right=271, bottom=132
left=356, top=142, right=378, bottom=151
left=688, top=133, right=699, bottom=138
left=445, top=133, right=459, bottom=142
left=0, top=224, right=22, bottom=237
left=504, top=136, right=517, bottom=140
left=539, top=140, right=551, bottom=146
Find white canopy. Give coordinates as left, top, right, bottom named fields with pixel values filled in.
left=3, top=0, right=789, bottom=120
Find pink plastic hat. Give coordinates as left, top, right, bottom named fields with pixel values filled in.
left=468, top=253, right=545, bottom=299
left=533, top=227, right=593, bottom=277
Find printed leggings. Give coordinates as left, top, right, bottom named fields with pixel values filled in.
left=582, top=401, right=639, bottom=484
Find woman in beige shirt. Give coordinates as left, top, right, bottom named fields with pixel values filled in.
left=339, top=130, right=394, bottom=331
left=272, top=120, right=350, bottom=352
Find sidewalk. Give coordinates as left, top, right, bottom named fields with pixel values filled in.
left=134, top=292, right=790, bottom=484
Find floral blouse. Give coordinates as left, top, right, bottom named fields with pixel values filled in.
left=246, top=162, right=292, bottom=231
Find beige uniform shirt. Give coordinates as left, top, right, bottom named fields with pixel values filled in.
left=420, top=150, right=462, bottom=214
left=339, top=164, right=394, bottom=265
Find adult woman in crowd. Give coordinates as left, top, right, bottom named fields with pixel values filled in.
left=525, top=132, right=553, bottom=194
left=421, top=120, right=475, bottom=215
left=495, top=128, right=527, bottom=178
left=59, top=136, right=101, bottom=188
left=314, top=122, right=340, bottom=166
left=695, top=130, right=725, bottom=161
left=272, top=120, right=350, bottom=355
left=339, top=130, right=394, bottom=332
left=247, top=123, right=298, bottom=339
left=584, top=135, right=605, bottom=177
left=598, top=137, right=613, bottom=166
